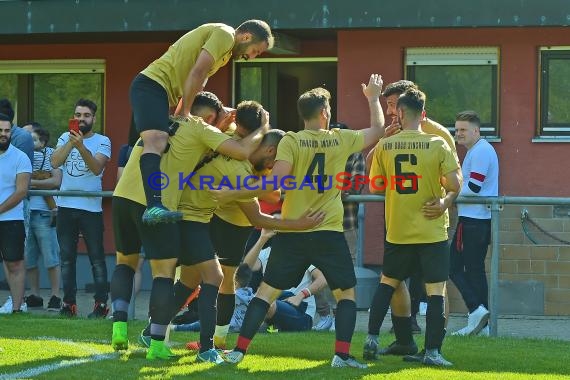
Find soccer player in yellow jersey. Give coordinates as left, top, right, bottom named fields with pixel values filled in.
left=365, top=88, right=462, bottom=367
left=220, top=73, right=386, bottom=368
left=169, top=129, right=325, bottom=363
left=366, top=80, right=459, bottom=359
left=110, top=92, right=265, bottom=359
left=131, top=20, right=273, bottom=225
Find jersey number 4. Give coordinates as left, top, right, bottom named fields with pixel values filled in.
left=306, top=153, right=326, bottom=194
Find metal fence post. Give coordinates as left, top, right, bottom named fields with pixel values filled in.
left=489, top=198, right=502, bottom=337
left=356, top=203, right=365, bottom=268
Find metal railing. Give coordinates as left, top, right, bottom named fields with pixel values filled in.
left=353, top=195, right=570, bottom=337
left=31, top=190, right=570, bottom=337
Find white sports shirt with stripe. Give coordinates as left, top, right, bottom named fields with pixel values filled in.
left=458, top=138, right=499, bottom=219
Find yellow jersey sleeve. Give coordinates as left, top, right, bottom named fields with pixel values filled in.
left=275, top=133, right=296, bottom=164
left=202, top=27, right=235, bottom=66
left=439, top=139, right=461, bottom=175
left=369, top=141, right=385, bottom=179
left=141, top=23, right=234, bottom=106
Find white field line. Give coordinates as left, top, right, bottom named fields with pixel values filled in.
left=0, top=336, right=144, bottom=380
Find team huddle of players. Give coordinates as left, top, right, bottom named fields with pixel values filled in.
left=110, top=19, right=464, bottom=369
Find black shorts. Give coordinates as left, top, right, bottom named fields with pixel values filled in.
left=0, top=220, right=25, bottom=262
left=264, top=231, right=356, bottom=291
left=130, top=73, right=171, bottom=133
left=112, top=196, right=180, bottom=260
left=209, top=214, right=253, bottom=267
left=383, top=240, right=449, bottom=283
left=178, top=220, right=216, bottom=266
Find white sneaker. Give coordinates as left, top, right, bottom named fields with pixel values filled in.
left=329, top=317, right=336, bottom=332
left=331, top=354, right=367, bottom=369
left=0, top=297, right=26, bottom=314
left=223, top=350, right=244, bottom=364
left=465, top=305, right=490, bottom=336
left=0, top=297, right=13, bottom=314
left=451, top=325, right=471, bottom=336
left=312, top=314, right=334, bottom=331
left=478, top=325, right=490, bottom=337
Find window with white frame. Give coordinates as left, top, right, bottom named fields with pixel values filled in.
left=0, top=60, right=105, bottom=146
left=539, top=48, right=570, bottom=137
left=405, top=47, right=499, bottom=137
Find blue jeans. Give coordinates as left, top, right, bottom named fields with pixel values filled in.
left=57, top=207, right=108, bottom=304
left=25, top=210, right=60, bottom=269
left=267, top=291, right=313, bottom=331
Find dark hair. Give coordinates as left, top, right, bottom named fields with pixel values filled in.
left=456, top=110, right=481, bottom=128
left=75, top=98, right=97, bottom=115
left=29, top=123, right=50, bottom=146
left=329, top=122, right=349, bottom=130
left=0, top=98, right=15, bottom=122
left=397, top=88, right=426, bottom=117
left=235, top=263, right=253, bottom=288
left=236, top=100, right=263, bottom=133
left=260, top=129, right=285, bottom=146
left=236, top=19, right=274, bottom=49
left=191, top=91, right=223, bottom=115
left=382, top=80, right=418, bottom=98
left=297, top=87, right=331, bottom=121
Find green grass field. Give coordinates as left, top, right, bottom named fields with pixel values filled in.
left=1, top=314, right=569, bottom=380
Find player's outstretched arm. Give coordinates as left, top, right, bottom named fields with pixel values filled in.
left=209, top=159, right=292, bottom=203
left=239, top=200, right=326, bottom=231
left=361, top=73, right=385, bottom=149
left=242, top=228, right=276, bottom=271
left=178, top=49, right=215, bottom=116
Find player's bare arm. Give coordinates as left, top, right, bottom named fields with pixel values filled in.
left=361, top=73, right=385, bottom=149
left=242, top=228, right=276, bottom=271
left=238, top=198, right=325, bottom=231
left=215, top=109, right=270, bottom=160
left=422, top=168, right=462, bottom=220
left=283, top=268, right=326, bottom=307
left=210, top=158, right=292, bottom=204
left=179, top=49, right=215, bottom=116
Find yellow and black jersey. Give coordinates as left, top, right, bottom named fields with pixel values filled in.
left=142, top=23, right=234, bottom=107
left=276, top=128, right=364, bottom=232
left=421, top=118, right=458, bottom=162
left=114, top=116, right=230, bottom=208
left=179, top=153, right=255, bottom=224
left=370, top=130, right=459, bottom=244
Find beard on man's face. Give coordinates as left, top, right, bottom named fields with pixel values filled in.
left=0, top=136, right=11, bottom=151
left=79, top=121, right=93, bottom=134
left=233, top=41, right=254, bottom=60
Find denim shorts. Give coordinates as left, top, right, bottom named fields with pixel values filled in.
left=25, top=210, right=60, bottom=269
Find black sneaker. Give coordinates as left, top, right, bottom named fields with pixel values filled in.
left=403, top=348, right=426, bottom=363
left=87, top=303, right=109, bottom=319
left=171, top=309, right=199, bottom=325
left=25, top=294, right=43, bottom=308
left=60, top=303, right=78, bottom=317
left=379, top=340, right=418, bottom=356
left=47, top=295, right=62, bottom=311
